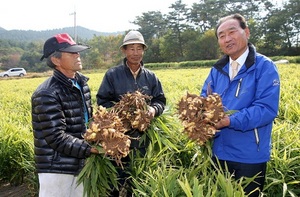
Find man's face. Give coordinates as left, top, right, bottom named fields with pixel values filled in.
left=52, top=52, right=82, bottom=77
left=216, top=19, right=250, bottom=60
left=123, top=44, right=144, bottom=65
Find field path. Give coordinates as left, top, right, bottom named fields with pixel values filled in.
left=0, top=183, right=30, bottom=197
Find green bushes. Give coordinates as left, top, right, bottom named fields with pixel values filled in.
left=271, top=56, right=300, bottom=64
left=178, top=60, right=217, bottom=68
left=145, top=60, right=218, bottom=69
left=145, top=62, right=179, bottom=69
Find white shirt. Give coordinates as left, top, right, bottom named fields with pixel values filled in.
left=229, top=47, right=249, bottom=77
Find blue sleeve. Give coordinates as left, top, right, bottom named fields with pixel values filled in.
left=201, top=69, right=215, bottom=97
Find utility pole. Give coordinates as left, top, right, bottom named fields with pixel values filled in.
left=70, top=11, right=77, bottom=42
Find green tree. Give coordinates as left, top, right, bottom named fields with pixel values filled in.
left=133, top=11, right=168, bottom=63
left=134, top=11, right=167, bottom=42
left=261, top=0, right=300, bottom=55
left=0, top=40, right=25, bottom=69
left=198, top=30, right=219, bottom=60
left=19, top=41, right=46, bottom=72
left=86, top=35, right=123, bottom=69
left=179, top=30, right=201, bottom=61
left=164, top=0, right=190, bottom=61
left=189, top=0, right=227, bottom=33
left=280, top=0, right=300, bottom=50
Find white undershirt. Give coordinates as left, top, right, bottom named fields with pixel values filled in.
left=229, top=47, right=249, bottom=76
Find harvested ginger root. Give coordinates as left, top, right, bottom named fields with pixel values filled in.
left=177, top=92, right=225, bottom=145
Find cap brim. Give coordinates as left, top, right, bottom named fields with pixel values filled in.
left=40, top=45, right=90, bottom=61
left=59, top=45, right=90, bottom=53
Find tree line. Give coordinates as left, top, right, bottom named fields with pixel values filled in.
left=0, top=0, right=299, bottom=72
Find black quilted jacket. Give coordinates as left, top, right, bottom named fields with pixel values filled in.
left=31, top=69, right=93, bottom=175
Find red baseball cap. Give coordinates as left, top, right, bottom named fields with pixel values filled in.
left=40, top=33, right=90, bottom=60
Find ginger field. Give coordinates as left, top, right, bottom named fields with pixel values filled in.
left=0, top=64, right=299, bottom=196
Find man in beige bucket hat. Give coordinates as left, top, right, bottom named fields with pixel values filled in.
left=96, top=30, right=166, bottom=196
left=119, top=30, right=148, bottom=49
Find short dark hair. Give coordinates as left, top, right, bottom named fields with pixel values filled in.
left=46, top=51, right=62, bottom=68
left=215, top=13, right=248, bottom=38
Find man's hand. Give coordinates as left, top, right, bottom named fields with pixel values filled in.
left=214, top=116, right=230, bottom=129
left=148, top=106, right=156, bottom=119
left=90, top=147, right=99, bottom=154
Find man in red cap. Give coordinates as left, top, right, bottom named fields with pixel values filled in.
left=32, top=33, right=98, bottom=197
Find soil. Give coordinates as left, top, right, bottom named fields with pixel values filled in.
left=0, top=183, right=32, bottom=197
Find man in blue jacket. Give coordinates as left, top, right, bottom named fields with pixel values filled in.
left=201, top=14, right=280, bottom=197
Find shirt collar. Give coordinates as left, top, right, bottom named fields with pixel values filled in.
left=230, top=47, right=249, bottom=67
left=126, top=62, right=141, bottom=78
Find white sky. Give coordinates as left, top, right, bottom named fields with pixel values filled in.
left=0, top=0, right=197, bottom=32
left=0, top=0, right=283, bottom=32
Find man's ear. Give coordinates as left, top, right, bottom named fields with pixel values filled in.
left=121, top=47, right=126, bottom=55
left=51, top=56, right=60, bottom=67
left=245, top=27, right=250, bottom=39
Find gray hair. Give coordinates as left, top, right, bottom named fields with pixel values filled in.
left=46, top=51, right=62, bottom=68
left=215, top=13, right=248, bottom=38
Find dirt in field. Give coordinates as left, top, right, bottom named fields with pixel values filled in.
left=0, top=182, right=32, bottom=197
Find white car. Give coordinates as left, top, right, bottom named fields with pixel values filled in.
left=0, top=68, right=27, bottom=77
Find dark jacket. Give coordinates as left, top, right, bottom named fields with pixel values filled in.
left=96, top=58, right=166, bottom=116
left=31, top=69, right=93, bottom=175
left=201, top=43, right=280, bottom=163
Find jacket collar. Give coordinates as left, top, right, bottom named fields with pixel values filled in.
left=123, top=58, right=145, bottom=76
left=123, top=58, right=144, bottom=68
left=53, top=69, right=89, bottom=88
left=214, top=43, right=256, bottom=71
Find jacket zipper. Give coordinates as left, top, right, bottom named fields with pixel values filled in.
left=235, top=78, right=243, bottom=97
left=254, top=128, right=260, bottom=151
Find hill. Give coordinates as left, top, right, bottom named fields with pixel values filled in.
left=0, top=26, right=124, bottom=42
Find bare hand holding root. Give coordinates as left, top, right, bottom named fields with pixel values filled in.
left=214, top=115, right=230, bottom=130
left=148, top=106, right=156, bottom=119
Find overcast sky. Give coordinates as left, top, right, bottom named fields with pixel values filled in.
left=1, top=0, right=283, bottom=32
left=0, top=0, right=197, bottom=32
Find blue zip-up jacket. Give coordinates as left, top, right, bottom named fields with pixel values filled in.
left=201, top=43, right=280, bottom=163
